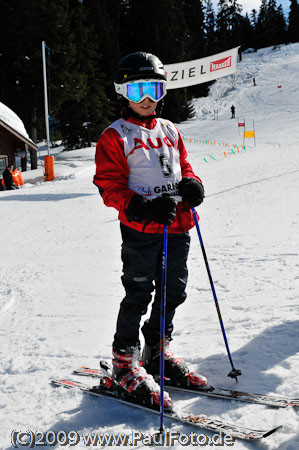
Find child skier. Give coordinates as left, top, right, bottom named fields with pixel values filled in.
left=93, top=51, right=207, bottom=409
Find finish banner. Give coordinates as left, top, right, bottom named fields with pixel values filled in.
left=164, top=47, right=239, bottom=90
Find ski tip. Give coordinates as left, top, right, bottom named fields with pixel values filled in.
left=263, top=425, right=283, bottom=438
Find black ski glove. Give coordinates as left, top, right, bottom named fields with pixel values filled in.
left=178, top=177, right=205, bottom=207
left=125, top=194, right=177, bottom=225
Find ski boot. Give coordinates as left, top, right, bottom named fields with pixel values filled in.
left=112, top=346, right=172, bottom=410
left=141, top=322, right=208, bottom=388
left=142, top=341, right=209, bottom=388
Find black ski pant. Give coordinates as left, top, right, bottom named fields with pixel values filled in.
left=113, top=223, right=190, bottom=351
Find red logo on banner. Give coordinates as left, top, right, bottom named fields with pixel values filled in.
left=210, top=56, right=232, bottom=72
left=238, top=122, right=245, bottom=127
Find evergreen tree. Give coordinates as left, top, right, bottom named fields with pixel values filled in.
left=1, top=0, right=293, bottom=140
left=216, top=0, right=231, bottom=50
left=216, top=0, right=243, bottom=51
left=0, top=0, right=50, bottom=140
left=274, top=4, right=287, bottom=45
left=255, top=0, right=287, bottom=48
left=250, top=9, right=258, bottom=28
left=230, top=0, right=244, bottom=43
left=238, top=13, right=254, bottom=52
left=0, top=0, right=87, bottom=144
left=182, top=0, right=211, bottom=99
left=58, top=0, right=115, bottom=149
left=267, top=0, right=286, bottom=46
left=119, top=0, right=194, bottom=122
left=203, top=0, right=216, bottom=55
left=255, top=0, right=269, bottom=48
left=183, top=0, right=205, bottom=60
left=47, top=0, right=87, bottom=146
left=86, top=0, right=121, bottom=79
left=288, top=0, right=299, bottom=42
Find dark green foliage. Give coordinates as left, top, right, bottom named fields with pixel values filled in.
left=254, top=0, right=287, bottom=49
left=288, top=0, right=299, bottom=43
left=56, top=0, right=115, bottom=149
left=216, top=0, right=244, bottom=51
left=204, top=0, right=216, bottom=55
left=183, top=0, right=211, bottom=100
left=0, top=0, right=51, bottom=138
left=183, top=0, right=205, bottom=60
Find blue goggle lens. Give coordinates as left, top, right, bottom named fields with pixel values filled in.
left=126, top=81, right=165, bottom=103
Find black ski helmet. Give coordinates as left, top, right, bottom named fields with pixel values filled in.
left=115, top=51, right=166, bottom=85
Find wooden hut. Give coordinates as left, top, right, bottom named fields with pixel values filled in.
left=0, top=103, right=38, bottom=180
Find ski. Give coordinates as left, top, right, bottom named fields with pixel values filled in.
left=73, top=362, right=299, bottom=409
left=165, top=384, right=299, bottom=408
left=51, top=377, right=282, bottom=441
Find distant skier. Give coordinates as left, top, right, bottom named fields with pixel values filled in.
left=93, top=52, right=207, bottom=409
left=231, top=104, right=235, bottom=119
left=253, top=77, right=256, bottom=86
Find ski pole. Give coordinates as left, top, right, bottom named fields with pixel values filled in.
left=159, top=224, right=168, bottom=432
left=192, top=208, right=242, bottom=381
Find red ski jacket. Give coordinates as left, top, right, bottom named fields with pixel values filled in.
left=93, top=113, right=202, bottom=234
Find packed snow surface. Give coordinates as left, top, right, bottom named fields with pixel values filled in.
left=1, top=44, right=299, bottom=449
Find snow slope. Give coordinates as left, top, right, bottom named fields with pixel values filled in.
left=1, top=43, right=299, bottom=449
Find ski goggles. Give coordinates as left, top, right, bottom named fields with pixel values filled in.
left=114, top=80, right=167, bottom=103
